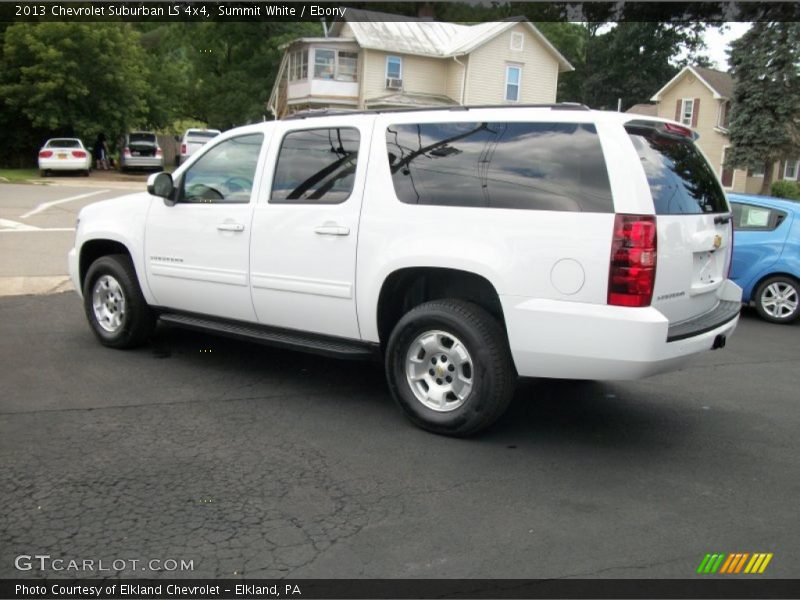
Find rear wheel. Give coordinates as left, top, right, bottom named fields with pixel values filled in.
left=755, top=276, right=800, bottom=324
left=83, top=254, right=155, bottom=348
left=385, top=300, right=515, bottom=436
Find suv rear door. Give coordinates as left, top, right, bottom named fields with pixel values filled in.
left=625, top=120, right=734, bottom=325
left=248, top=117, right=372, bottom=339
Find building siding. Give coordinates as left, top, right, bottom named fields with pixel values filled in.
left=464, top=23, right=558, bottom=105
left=361, top=50, right=449, bottom=101
left=445, top=57, right=467, bottom=103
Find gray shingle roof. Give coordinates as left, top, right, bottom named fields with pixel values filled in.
left=693, top=66, right=733, bottom=99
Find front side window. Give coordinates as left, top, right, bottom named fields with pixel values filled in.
left=626, top=123, right=728, bottom=214
left=314, top=49, right=335, bottom=79
left=386, top=56, right=402, bottom=80
left=385, top=121, right=614, bottom=212
left=506, top=66, right=521, bottom=102
left=180, top=134, right=264, bottom=204
left=271, top=128, right=359, bottom=204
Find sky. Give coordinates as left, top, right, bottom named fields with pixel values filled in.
left=703, top=22, right=751, bottom=70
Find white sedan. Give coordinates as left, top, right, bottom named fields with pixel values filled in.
left=38, top=138, right=92, bottom=176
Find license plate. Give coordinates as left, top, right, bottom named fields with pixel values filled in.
left=132, top=151, right=140, bottom=156
left=58, top=153, right=67, bottom=159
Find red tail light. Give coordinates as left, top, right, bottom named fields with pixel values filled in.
left=71, top=150, right=86, bottom=158
left=123, top=147, right=131, bottom=156
left=39, top=150, right=53, bottom=158
left=181, top=144, right=187, bottom=154
left=608, top=214, right=657, bottom=307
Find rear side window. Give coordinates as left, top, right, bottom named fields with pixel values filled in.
left=385, top=121, right=614, bottom=212
left=626, top=124, right=728, bottom=214
left=271, top=127, right=359, bottom=204
left=731, top=202, right=787, bottom=231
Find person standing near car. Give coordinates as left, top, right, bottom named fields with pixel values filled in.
left=93, top=133, right=109, bottom=170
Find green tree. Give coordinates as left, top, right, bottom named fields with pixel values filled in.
left=725, top=22, right=800, bottom=195
left=177, top=22, right=318, bottom=129
left=1, top=23, right=150, bottom=145
left=575, top=22, right=712, bottom=110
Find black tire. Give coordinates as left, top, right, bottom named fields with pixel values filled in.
left=385, top=299, right=516, bottom=436
left=83, top=254, right=155, bottom=348
left=754, top=275, right=800, bottom=324
left=83, top=169, right=90, bottom=177
left=40, top=169, right=47, bottom=177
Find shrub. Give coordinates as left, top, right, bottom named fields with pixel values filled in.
left=771, top=179, right=800, bottom=200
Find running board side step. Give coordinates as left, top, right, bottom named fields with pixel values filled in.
left=158, top=312, right=380, bottom=361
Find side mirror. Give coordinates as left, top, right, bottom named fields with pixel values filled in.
left=147, top=172, right=175, bottom=205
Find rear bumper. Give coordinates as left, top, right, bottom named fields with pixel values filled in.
left=502, top=280, right=742, bottom=380
left=123, top=156, right=164, bottom=168
left=39, top=158, right=89, bottom=171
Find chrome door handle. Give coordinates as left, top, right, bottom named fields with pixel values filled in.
left=217, top=223, right=245, bottom=232
left=314, top=224, right=350, bottom=236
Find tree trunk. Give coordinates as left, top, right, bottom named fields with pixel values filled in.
left=760, top=161, right=775, bottom=196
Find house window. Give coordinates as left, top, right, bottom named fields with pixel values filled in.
left=784, top=159, right=799, bottom=180
left=510, top=32, right=524, bottom=51
left=314, top=49, right=336, bottom=80
left=312, top=49, right=358, bottom=82
left=289, top=50, right=308, bottom=81
left=386, top=56, right=402, bottom=81
left=505, top=66, right=521, bottom=102
left=748, top=163, right=765, bottom=177
left=717, top=100, right=730, bottom=129
left=337, top=51, right=358, bottom=82
left=680, top=99, right=694, bottom=126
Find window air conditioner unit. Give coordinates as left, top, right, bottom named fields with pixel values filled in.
left=386, top=77, right=403, bottom=90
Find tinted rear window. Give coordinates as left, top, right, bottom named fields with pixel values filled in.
left=385, top=122, right=614, bottom=212
left=270, top=127, right=359, bottom=204
left=626, top=124, right=728, bottom=214
left=129, top=133, right=156, bottom=144
left=47, top=139, right=80, bottom=148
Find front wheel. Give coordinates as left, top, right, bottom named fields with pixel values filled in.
left=385, top=300, right=516, bottom=436
left=83, top=254, right=155, bottom=348
left=754, top=275, right=800, bottom=324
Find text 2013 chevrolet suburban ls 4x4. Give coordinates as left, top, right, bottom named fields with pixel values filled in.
left=68, top=105, right=742, bottom=436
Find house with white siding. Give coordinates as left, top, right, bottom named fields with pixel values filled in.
left=267, top=9, right=573, bottom=118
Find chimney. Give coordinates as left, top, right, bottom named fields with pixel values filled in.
left=418, top=3, right=435, bottom=20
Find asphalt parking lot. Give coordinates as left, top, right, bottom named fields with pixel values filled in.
left=0, top=287, right=798, bottom=579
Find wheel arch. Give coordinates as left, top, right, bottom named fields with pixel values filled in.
left=376, top=267, right=507, bottom=349
left=79, top=238, right=134, bottom=291
left=749, top=271, right=800, bottom=304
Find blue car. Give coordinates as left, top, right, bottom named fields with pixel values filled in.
left=729, top=193, right=800, bottom=323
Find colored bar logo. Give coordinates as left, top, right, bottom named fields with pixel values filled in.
left=697, top=553, right=773, bottom=574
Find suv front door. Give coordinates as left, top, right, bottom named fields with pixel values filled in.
left=249, top=119, right=370, bottom=339
left=144, top=132, right=265, bottom=321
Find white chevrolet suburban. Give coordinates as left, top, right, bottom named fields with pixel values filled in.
left=68, top=105, right=742, bottom=435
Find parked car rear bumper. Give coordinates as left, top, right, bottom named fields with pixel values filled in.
left=39, top=158, right=89, bottom=171
left=501, top=280, right=742, bottom=380
left=123, top=157, right=164, bottom=169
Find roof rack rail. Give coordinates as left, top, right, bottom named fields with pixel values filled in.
left=281, top=103, right=591, bottom=120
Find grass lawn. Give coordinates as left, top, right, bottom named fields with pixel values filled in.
left=0, top=169, right=40, bottom=183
